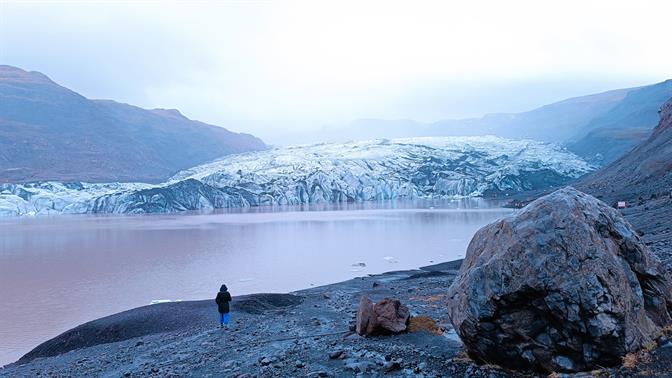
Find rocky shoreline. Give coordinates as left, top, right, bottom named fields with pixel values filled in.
left=2, top=253, right=671, bottom=377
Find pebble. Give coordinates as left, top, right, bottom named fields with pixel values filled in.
left=259, top=357, right=274, bottom=366
left=383, top=361, right=401, bottom=372
left=306, top=371, right=329, bottom=377
left=329, top=350, right=345, bottom=359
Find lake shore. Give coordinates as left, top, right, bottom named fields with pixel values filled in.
left=0, top=200, right=511, bottom=366
left=3, top=190, right=672, bottom=377
left=3, top=258, right=672, bottom=377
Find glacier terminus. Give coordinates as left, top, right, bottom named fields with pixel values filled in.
left=0, top=137, right=594, bottom=216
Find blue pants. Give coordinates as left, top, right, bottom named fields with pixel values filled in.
left=219, top=312, right=230, bottom=325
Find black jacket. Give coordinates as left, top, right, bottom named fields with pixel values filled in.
left=215, top=284, right=232, bottom=313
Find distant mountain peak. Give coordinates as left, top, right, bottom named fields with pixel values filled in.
left=0, top=65, right=53, bottom=85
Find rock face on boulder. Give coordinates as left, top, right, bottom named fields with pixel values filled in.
left=447, top=187, right=672, bottom=373
left=356, top=297, right=410, bottom=336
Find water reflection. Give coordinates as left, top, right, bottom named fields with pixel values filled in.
left=0, top=199, right=511, bottom=365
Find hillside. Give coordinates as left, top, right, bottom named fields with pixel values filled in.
left=578, top=97, right=672, bottom=265
left=0, top=65, right=266, bottom=183
left=579, top=97, right=672, bottom=203
left=568, top=79, right=672, bottom=163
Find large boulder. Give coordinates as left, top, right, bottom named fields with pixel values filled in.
left=356, top=297, right=410, bottom=336
left=447, top=187, right=672, bottom=373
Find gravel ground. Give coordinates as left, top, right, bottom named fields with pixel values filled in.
left=0, top=261, right=513, bottom=377
left=2, top=256, right=671, bottom=377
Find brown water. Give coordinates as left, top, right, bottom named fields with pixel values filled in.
left=0, top=199, right=511, bottom=365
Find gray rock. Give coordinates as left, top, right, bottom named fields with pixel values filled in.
left=344, top=360, right=375, bottom=373
left=328, top=350, right=345, bottom=359
left=307, top=372, right=329, bottom=378
left=259, top=357, right=275, bottom=366
left=447, top=187, right=672, bottom=373
left=383, top=361, right=401, bottom=372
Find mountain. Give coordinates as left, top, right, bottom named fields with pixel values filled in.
left=0, top=65, right=266, bottom=183
left=343, top=81, right=672, bottom=165
left=342, top=88, right=631, bottom=142
left=0, top=136, right=593, bottom=216
left=567, top=79, right=672, bottom=164
left=578, top=97, right=672, bottom=265
left=579, top=97, right=672, bottom=203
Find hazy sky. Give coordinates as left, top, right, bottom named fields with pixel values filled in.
left=1, top=0, right=671, bottom=144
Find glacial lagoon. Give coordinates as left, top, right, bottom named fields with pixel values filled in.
left=0, top=199, right=511, bottom=365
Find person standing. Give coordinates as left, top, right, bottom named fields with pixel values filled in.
left=215, top=284, right=232, bottom=328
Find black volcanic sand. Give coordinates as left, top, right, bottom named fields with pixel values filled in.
left=2, top=258, right=672, bottom=377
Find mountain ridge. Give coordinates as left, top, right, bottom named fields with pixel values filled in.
left=0, top=65, right=266, bottom=183
left=340, top=81, right=672, bottom=165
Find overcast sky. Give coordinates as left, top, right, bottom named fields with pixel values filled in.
left=1, top=0, right=671, bottom=144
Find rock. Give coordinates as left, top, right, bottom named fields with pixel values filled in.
left=344, top=360, right=375, bottom=373
left=383, top=361, right=401, bottom=372
left=222, top=360, right=236, bottom=369
left=355, top=296, right=410, bottom=336
left=329, top=350, right=345, bottom=359
left=355, top=296, right=376, bottom=335
left=447, top=187, right=672, bottom=373
left=374, top=298, right=410, bottom=334
left=306, top=371, right=329, bottom=377
left=259, top=357, right=275, bottom=366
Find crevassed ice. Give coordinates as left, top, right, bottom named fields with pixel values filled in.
left=0, top=137, right=594, bottom=216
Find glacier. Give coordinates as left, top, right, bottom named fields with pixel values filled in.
left=0, top=137, right=594, bottom=216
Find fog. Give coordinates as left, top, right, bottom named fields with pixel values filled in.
left=1, top=0, right=671, bottom=144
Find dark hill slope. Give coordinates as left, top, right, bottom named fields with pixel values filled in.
left=0, top=65, right=266, bottom=183
left=568, top=79, right=672, bottom=164
left=580, top=97, right=672, bottom=202
left=579, top=97, right=672, bottom=264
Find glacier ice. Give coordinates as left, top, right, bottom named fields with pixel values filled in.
left=0, top=137, right=594, bottom=216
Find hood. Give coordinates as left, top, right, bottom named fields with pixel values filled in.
left=220, top=284, right=228, bottom=292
